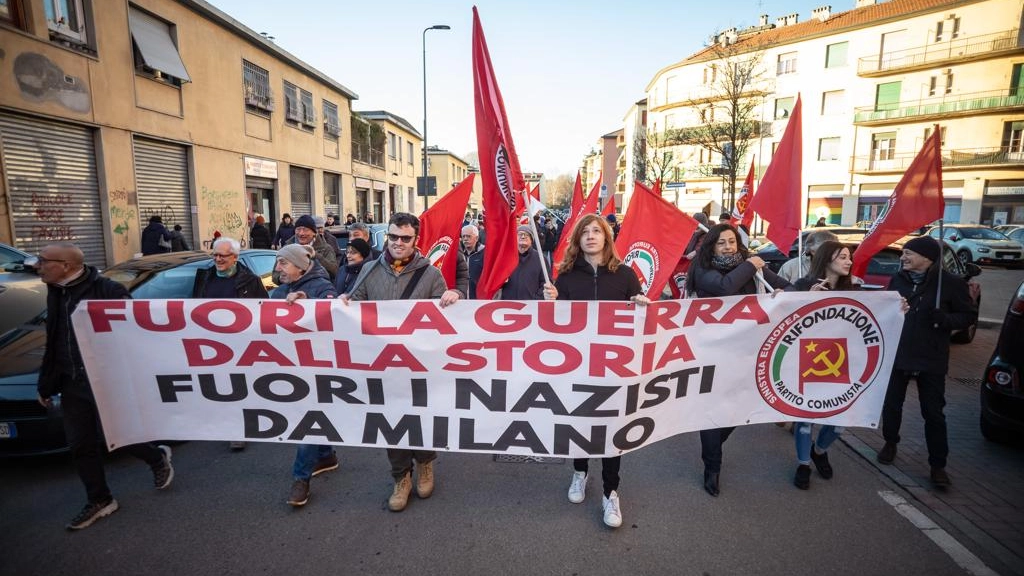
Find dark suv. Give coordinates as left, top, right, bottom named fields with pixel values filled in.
left=980, top=280, right=1024, bottom=442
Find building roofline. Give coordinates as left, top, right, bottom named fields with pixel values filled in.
left=180, top=0, right=359, bottom=101
left=426, top=146, right=469, bottom=166
left=357, top=110, right=423, bottom=138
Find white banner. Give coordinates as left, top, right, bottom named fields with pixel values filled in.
left=72, top=293, right=904, bottom=457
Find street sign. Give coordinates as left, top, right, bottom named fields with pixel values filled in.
left=417, top=176, right=437, bottom=197
left=665, top=182, right=686, bottom=189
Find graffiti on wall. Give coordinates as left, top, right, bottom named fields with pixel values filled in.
left=200, top=186, right=246, bottom=247
left=109, top=189, right=137, bottom=246
left=30, top=191, right=75, bottom=242
left=14, top=52, right=91, bottom=113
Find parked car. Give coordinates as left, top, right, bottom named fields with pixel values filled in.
left=980, top=279, right=1024, bottom=443
left=0, top=243, right=47, bottom=336
left=326, top=223, right=388, bottom=253
left=925, top=224, right=1024, bottom=267
left=752, top=231, right=871, bottom=273
left=1005, top=228, right=1024, bottom=244
left=993, top=224, right=1024, bottom=237
left=0, top=250, right=278, bottom=457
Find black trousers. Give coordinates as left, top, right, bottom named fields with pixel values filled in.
left=699, top=427, right=736, bottom=473
left=573, top=457, right=621, bottom=496
left=881, top=369, right=949, bottom=468
left=60, top=374, right=165, bottom=504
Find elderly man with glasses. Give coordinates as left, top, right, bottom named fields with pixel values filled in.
left=191, top=237, right=268, bottom=451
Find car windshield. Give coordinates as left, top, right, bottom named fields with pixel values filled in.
left=958, top=228, right=1006, bottom=240
left=121, top=261, right=208, bottom=299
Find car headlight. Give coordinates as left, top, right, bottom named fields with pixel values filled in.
left=977, top=247, right=990, bottom=253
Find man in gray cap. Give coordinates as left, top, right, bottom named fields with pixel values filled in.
left=499, top=225, right=546, bottom=300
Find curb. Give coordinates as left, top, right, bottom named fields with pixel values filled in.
left=977, top=317, right=1002, bottom=329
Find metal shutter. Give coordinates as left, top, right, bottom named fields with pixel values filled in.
left=0, top=112, right=107, bottom=268
left=133, top=138, right=193, bottom=248
left=289, top=166, right=312, bottom=217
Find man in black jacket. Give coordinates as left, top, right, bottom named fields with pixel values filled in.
left=461, top=224, right=485, bottom=299
left=36, top=243, right=174, bottom=530
left=877, top=236, right=977, bottom=487
left=500, top=225, right=546, bottom=300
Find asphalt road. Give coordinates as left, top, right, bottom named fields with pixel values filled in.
left=974, top=265, right=1024, bottom=323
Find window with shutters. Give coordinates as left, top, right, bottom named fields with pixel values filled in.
left=388, top=132, right=397, bottom=159
left=1003, top=121, right=1024, bottom=159
left=299, top=89, right=315, bottom=129
left=924, top=126, right=947, bottom=147
left=243, top=60, right=273, bottom=115
left=128, top=5, right=190, bottom=86
left=817, top=137, right=840, bottom=161
left=874, top=81, right=901, bottom=112
left=870, top=132, right=897, bottom=169
left=322, top=100, right=340, bottom=139
left=825, top=42, right=847, bottom=68
left=776, top=52, right=797, bottom=75
left=45, top=0, right=93, bottom=52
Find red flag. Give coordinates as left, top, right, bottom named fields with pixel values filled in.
left=552, top=179, right=600, bottom=276
left=748, top=95, right=802, bottom=252
left=601, top=194, right=616, bottom=218
left=851, top=126, right=944, bottom=278
left=529, top=182, right=540, bottom=201
left=473, top=7, right=527, bottom=299
left=731, top=163, right=756, bottom=229
left=615, top=181, right=699, bottom=299
left=570, top=171, right=584, bottom=211
left=418, top=174, right=475, bottom=288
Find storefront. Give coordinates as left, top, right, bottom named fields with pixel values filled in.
left=981, top=181, right=1024, bottom=226
left=244, top=156, right=278, bottom=237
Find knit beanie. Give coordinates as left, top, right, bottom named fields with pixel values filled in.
left=277, top=243, right=315, bottom=270
left=348, top=238, right=371, bottom=259
left=903, top=236, right=941, bottom=263
left=516, top=225, right=532, bottom=236
left=294, top=215, right=317, bottom=232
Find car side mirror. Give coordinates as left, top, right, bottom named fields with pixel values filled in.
left=964, top=262, right=982, bottom=279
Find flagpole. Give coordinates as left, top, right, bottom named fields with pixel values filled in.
left=935, top=218, right=944, bottom=314
left=523, top=187, right=552, bottom=286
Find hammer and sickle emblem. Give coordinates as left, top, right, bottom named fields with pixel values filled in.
left=802, top=344, right=846, bottom=378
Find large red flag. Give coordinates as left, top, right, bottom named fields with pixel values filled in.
left=748, top=95, right=802, bottom=252
left=529, top=182, right=540, bottom=201
left=601, top=194, right=616, bottom=218
left=418, top=174, right=475, bottom=288
left=473, top=7, right=527, bottom=299
left=731, top=163, right=756, bottom=229
left=551, top=179, right=600, bottom=276
left=851, top=127, right=945, bottom=278
left=570, top=171, right=584, bottom=211
left=615, top=181, right=699, bottom=299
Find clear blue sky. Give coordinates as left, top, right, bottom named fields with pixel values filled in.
left=209, top=0, right=815, bottom=176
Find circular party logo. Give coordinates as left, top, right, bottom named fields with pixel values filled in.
left=755, top=297, right=885, bottom=418
left=622, top=241, right=659, bottom=295
left=427, top=236, right=453, bottom=269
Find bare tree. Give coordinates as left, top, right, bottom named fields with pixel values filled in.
left=543, top=173, right=575, bottom=209
left=665, top=38, right=770, bottom=210
left=643, top=129, right=681, bottom=187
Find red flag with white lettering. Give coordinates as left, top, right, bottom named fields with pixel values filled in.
left=418, top=174, right=475, bottom=289
left=615, top=181, right=699, bottom=299
left=473, top=7, right=527, bottom=299
left=731, top=163, right=756, bottom=229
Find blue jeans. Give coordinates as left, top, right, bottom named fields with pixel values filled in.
left=794, top=423, right=842, bottom=464
left=292, top=444, right=335, bottom=480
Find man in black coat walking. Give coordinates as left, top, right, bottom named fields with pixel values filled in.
left=877, top=236, right=977, bottom=487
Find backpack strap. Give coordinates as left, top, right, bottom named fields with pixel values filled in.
left=400, top=265, right=429, bottom=300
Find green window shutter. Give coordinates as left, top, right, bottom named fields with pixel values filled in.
left=875, top=82, right=902, bottom=111
left=826, top=42, right=848, bottom=68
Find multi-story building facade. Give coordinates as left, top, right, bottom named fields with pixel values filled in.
left=641, top=0, right=1024, bottom=227
left=357, top=110, right=423, bottom=220
left=426, top=146, right=470, bottom=207
left=0, top=0, right=364, bottom=266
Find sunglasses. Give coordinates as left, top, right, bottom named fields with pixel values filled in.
left=387, top=233, right=416, bottom=244
left=36, top=256, right=67, bottom=264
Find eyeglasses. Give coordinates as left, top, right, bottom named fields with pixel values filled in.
left=387, top=233, right=416, bottom=244
left=36, top=256, right=66, bottom=265
left=212, top=253, right=236, bottom=259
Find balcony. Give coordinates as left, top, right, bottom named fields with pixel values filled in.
left=853, top=88, right=1024, bottom=125
left=857, top=28, right=1022, bottom=76
left=666, top=121, right=773, bottom=145
left=352, top=141, right=384, bottom=168
left=850, top=147, right=1024, bottom=173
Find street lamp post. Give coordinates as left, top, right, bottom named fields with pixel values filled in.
left=422, top=24, right=450, bottom=211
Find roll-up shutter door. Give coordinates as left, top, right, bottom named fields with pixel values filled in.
left=0, top=112, right=106, bottom=267
left=133, top=138, right=193, bottom=248
left=289, top=166, right=312, bottom=217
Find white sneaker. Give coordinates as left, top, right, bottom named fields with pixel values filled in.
left=603, top=491, right=622, bottom=528
left=567, top=471, right=588, bottom=503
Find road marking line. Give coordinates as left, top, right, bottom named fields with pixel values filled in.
left=879, top=490, right=999, bottom=576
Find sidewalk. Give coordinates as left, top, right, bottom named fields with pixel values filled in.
left=844, top=326, right=1024, bottom=575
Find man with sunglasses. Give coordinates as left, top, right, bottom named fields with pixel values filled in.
left=35, top=243, right=175, bottom=530
left=344, top=212, right=459, bottom=512
left=191, top=237, right=269, bottom=451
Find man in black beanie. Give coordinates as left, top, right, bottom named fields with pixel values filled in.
left=877, top=236, right=976, bottom=487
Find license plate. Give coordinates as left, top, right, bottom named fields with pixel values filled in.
left=0, top=422, right=16, bottom=439
left=1003, top=255, right=1016, bottom=260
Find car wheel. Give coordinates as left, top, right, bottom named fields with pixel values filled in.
left=956, top=249, right=972, bottom=264
left=950, top=322, right=976, bottom=344
left=980, top=414, right=1012, bottom=443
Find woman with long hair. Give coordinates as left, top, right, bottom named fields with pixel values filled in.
left=544, top=213, right=649, bottom=528
left=790, top=240, right=854, bottom=489
left=686, top=223, right=791, bottom=497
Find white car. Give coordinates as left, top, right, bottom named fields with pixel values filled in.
left=926, top=225, right=1024, bottom=267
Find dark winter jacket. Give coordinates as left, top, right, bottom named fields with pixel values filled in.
left=273, top=222, right=295, bottom=248
left=141, top=222, right=172, bottom=255
left=888, top=266, right=977, bottom=373
left=250, top=223, right=272, bottom=249
left=555, top=256, right=641, bottom=302
left=687, top=260, right=790, bottom=298
left=279, top=234, right=339, bottom=280
left=334, top=259, right=367, bottom=295
left=463, top=243, right=485, bottom=299
left=500, top=247, right=546, bottom=300
left=191, top=261, right=269, bottom=299
left=38, top=266, right=129, bottom=397
left=271, top=260, right=337, bottom=300
left=454, top=249, right=470, bottom=299
left=542, top=226, right=559, bottom=252
left=169, top=229, right=191, bottom=252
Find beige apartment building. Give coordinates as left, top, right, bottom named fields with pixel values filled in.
left=0, top=0, right=363, bottom=267
left=638, top=0, right=1024, bottom=227
left=356, top=110, right=423, bottom=221
left=426, top=145, right=470, bottom=208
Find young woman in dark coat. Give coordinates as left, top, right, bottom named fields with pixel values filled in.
left=686, top=223, right=791, bottom=497
left=545, top=213, right=650, bottom=529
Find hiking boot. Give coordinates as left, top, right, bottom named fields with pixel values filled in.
left=229, top=441, right=246, bottom=451
left=794, top=464, right=811, bottom=490
left=311, top=452, right=339, bottom=477
left=287, top=479, right=310, bottom=506
left=567, top=471, right=588, bottom=504
left=876, top=442, right=897, bottom=465
left=152, top=445, right=174, bottom=490
left=66, top=499, right=119, bottom=530
left=416, top=461, right=435, bottom=499
left=388, top=473, right=412, bottom=512
left=602, top=491, right=622, bottom=528
left=810, top=448, right=834, bottom=479
left=930, top=467, right=952, bottom=487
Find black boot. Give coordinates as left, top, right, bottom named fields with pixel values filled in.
left=810, top=449, right=833, bottom=479
left=793, top=464, right=811, bottom=490
left=876, top=442, right=897, bottom=465
left=703, top=469, right=720, bottom=497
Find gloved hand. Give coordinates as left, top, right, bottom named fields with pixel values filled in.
left=931, top=309, right=951, bottom=330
